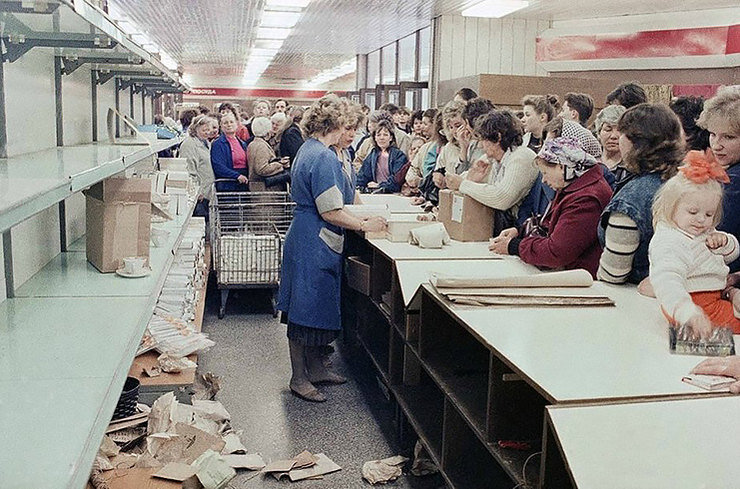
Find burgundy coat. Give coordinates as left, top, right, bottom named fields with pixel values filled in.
left=514, top=165, right=613, bottom=278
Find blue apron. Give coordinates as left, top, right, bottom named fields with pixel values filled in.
left=277, top=139, right=354, bottom=331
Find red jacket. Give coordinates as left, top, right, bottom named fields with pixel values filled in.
left=515, top=165, right=613, bottom=278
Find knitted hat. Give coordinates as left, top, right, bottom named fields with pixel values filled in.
left=538, top=136, right=598, bottom=181
left=561, top=119, right=602, bottom=158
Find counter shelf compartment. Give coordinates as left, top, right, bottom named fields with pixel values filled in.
left=355, top=299, right=391, bottom=381
left=540, top=417, right=574, bottom=489
left=442, top=399, right=512, bottom=489
left=418, top=292, right=489, bottom=435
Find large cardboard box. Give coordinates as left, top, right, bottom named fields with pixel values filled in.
left=438, top=189, right=494, bottom=242
left=85, top=178, right=152, bottom=273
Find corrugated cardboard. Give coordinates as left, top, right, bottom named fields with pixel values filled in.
left=159, top=157, right=188, bottom=172
left=386, top=215, right=429, bottom=242
left=438, top=189, right=493, bottom=242
left=85, top=178, right=151, bottom=273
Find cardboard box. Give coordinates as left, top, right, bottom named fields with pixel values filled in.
left=438, top=189, right=494, bottom=242
left=158, top=157, right=188, bottom=172
left=85, top=178, right=151, bottom=273
left=386, top=215, right=430, bottom=242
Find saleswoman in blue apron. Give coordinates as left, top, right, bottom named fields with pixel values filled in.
left=278, top=95, right=387, bottom=402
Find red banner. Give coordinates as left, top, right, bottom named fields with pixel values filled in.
left=184, top=87, right=343, bottom=99
left=537, top=25, right=739, bottom=62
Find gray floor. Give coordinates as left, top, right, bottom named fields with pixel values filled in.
left=198, top=287, right=445, bottom=489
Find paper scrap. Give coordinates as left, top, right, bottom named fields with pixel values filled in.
left=175, top=423, right=226, bottom=464
left=222, top=453, right=266, bottom=470
left=411, top=441, right=438, bottom=476
left=110, top=453, right=139, bottom=470
left=221, top=432, right=247, bottom=454
left=144, top=366, right=162, bottom=377
left=262, top=459, right=296, bottom=473
left=362, top=455, right=408, bottom=484
left=158, top=353, right=197, bottom=373
left=289, top=453, right=341, bottom=482
left=192, top=400, right=231, bottom=422
left=193, top=372, right=221, bottom=401
left=147, top=432, right=188, bottom=465
left=292, top=450, right=318, bottom=469
left=191, top=449, right=236, bottom=489
left=152, top=462, right=197, bottom=482
left=148, top=392, right=176, bottom=435
left=99, top=435, right=120, bottom=458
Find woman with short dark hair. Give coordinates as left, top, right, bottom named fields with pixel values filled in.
left=597, top=103, right=684, bottom=284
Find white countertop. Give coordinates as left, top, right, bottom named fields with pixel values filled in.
left=370, top=238, right=500, bottom=261
left=547, top=396, right=740, bottom=488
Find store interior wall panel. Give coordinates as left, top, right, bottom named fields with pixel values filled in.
left=97, top=80, right=117, bottom=142
left=436, top=15, right=546, bottom=82
left=62, top=65, right=93, bottom=147
left=65, top=193, right=86, bottom=248
left=551, top=67, right=739, bottom=86
left=4, top=50, right=56, bottom=157
left=11, top=207, right=61, bottom=288
left=133, top=88, right=142, bottom=125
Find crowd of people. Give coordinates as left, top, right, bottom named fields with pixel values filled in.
left=175, top=83, right=740, bottom=400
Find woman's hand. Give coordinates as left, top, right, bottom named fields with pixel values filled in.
left=686, top=312, right=713, bottom=340
left=432, top=172, right=446, bottom=189
left=637, top=277, right=655, bottom=297
left=489, top=227, right=518, bottom=254
left=362, top=216, right=387, bottom=233
left=467, top=159, right=490, bottom=183
left=237, top=175, right=248, bottom=185
left=445, top=173, right=463, bottom=191
left=280, top=156, right=291, bottom=168
left=706, top=232, right=728, bottom=250
left=367, top=181, right=380, bottom=189
left=691, top=357, right=740, bottom=394
left=456, top=125, right=472, bottom=152
left=410, top=196, right=425, bottom=205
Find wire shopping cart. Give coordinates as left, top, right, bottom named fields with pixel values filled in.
left=210, top=180, right=295, bottom=318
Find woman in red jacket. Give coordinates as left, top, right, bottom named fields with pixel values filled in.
left=490, top=136, right=613, bottom=278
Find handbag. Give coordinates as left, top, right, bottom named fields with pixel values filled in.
left=264, top=169, right=291, bottom=187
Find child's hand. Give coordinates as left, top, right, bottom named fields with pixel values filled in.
left=706, top=232, right=728, bottom=250
left=686, top=312, right=713, bottom=340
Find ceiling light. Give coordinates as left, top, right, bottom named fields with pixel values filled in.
left=143, top=43, right=159, bottom=54
left=265, top=0, right=311, bottom=8
left=251, top=48, right=279, bottom=57
left=131, top=33, right=150, bottom=45
left=260, top=11, right=301, bottom=28
left=159, top=51, right=179, bottom=71
left=461, top=0, right=529, bottom=18
left=306, top=58, right=355, bottom=87
left=256, top=27, right=292, bottom=39
left=116, top=20, right=138, bottom=35
left=254, top=39, right=284, bottom=50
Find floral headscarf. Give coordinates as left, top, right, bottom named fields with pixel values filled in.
left=538, top=136, right=598, bottom=181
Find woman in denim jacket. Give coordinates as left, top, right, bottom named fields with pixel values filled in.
left=356, top=120, right=408, bottom=193
left=597, top=104, right=684, bottom=284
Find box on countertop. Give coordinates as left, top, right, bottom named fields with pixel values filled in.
left=438, top=189, right=493, bottom=242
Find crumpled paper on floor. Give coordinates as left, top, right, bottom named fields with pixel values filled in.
left=411, top=441, right=438, bottom=476
left=190, top=449, right=236, bottom=489
left=148, top=392, right=176, bottom=434
left=192, top=400, right=231, bottom=422
left=221, top=432, right=247, bottom=454
left=158, top=353, right=197, bottom=373
left=193, top=372, right=221, bottom=401
left=362, top=455, right=409, bottom=484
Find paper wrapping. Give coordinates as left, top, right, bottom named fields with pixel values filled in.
left=431, top=269, right=594, bottom=289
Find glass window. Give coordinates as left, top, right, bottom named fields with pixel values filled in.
left=398, top=34, right=416, bottom=82
left=419, top=26, right=430, bottom=81
left=405, top=90, right=416, bottom=109
left=388, top=90, right=400, bottom=105
left=365, top=92, right=376, bottom=109
left=421, top=88, right=430, bottom=110
left=367, top=50, right=379, bottom=88
left=381, top=43, right=396, bottom=84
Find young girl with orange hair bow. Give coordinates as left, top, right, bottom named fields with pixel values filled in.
left=649, top=149, right=740, bottom=338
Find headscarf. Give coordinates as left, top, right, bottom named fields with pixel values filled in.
left=593, top=104, right=626, bottom=133
left=538, top=136, right=598, bottom=181
left=561, top=119, right=602, bottom=158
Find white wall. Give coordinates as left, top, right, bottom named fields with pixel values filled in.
left=4, top=49, right=56, bottom=157
left=62, top=65, right=93, bottom=147
left=10, top=207, right=61, bottom=288
left=65, top=193, right=86, bottom=248
left=436, top=15, right=549, bottom=82
left=0, top=234, right=6, bottom=302
left=133, top=89, right=142, bottom=124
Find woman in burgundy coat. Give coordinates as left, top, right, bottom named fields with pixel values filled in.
left=490, top=137, right=613, bottom=278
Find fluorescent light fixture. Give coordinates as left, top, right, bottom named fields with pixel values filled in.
left=306, top=58, right=355, bottom=87
left=143, top=43, right=159, bottom=54
left=117, top=20, right=138, bottom=35
left=159, top=51, right=178, bottom=71
left=260, top=10, right=301, bottom=28
left=131, top=33, right=150, bottom=45
left=251, top=48, right=279, bottom=57
left=266, top=0, right=311, bottom=8
left=461, top=0, right=529, bottom=18
left=257, top=27, right=292, bottom=39
left=254, top=39, right=284, bottom=50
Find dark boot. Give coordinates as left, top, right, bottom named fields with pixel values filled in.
left=288, top=340, right=326, bottom=402
left=306, top=345, right=347, bottom=385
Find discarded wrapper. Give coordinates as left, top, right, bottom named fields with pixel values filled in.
left=362, top=455, right=409, bottom=485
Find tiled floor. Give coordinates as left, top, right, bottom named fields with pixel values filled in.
left=198, top=288, right=445, bottom=488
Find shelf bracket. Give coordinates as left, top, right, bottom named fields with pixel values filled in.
left=61, top=54, right=144, bottom=75
left=1, top=12, right=117, bottom=63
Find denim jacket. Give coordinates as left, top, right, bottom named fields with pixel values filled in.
left=598, top=172, right=663, bottom=283
left=356, top=146, right=408, bottom=193
left=720, top=163, right=740, bottom=272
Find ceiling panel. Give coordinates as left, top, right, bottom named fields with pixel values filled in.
left=108, top=0, right=739, bottom=89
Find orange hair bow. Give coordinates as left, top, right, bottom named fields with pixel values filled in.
left=680, top=149, right=730, bottom=184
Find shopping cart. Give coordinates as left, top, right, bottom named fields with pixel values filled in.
left=210, top=180, right=295, bottom=318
